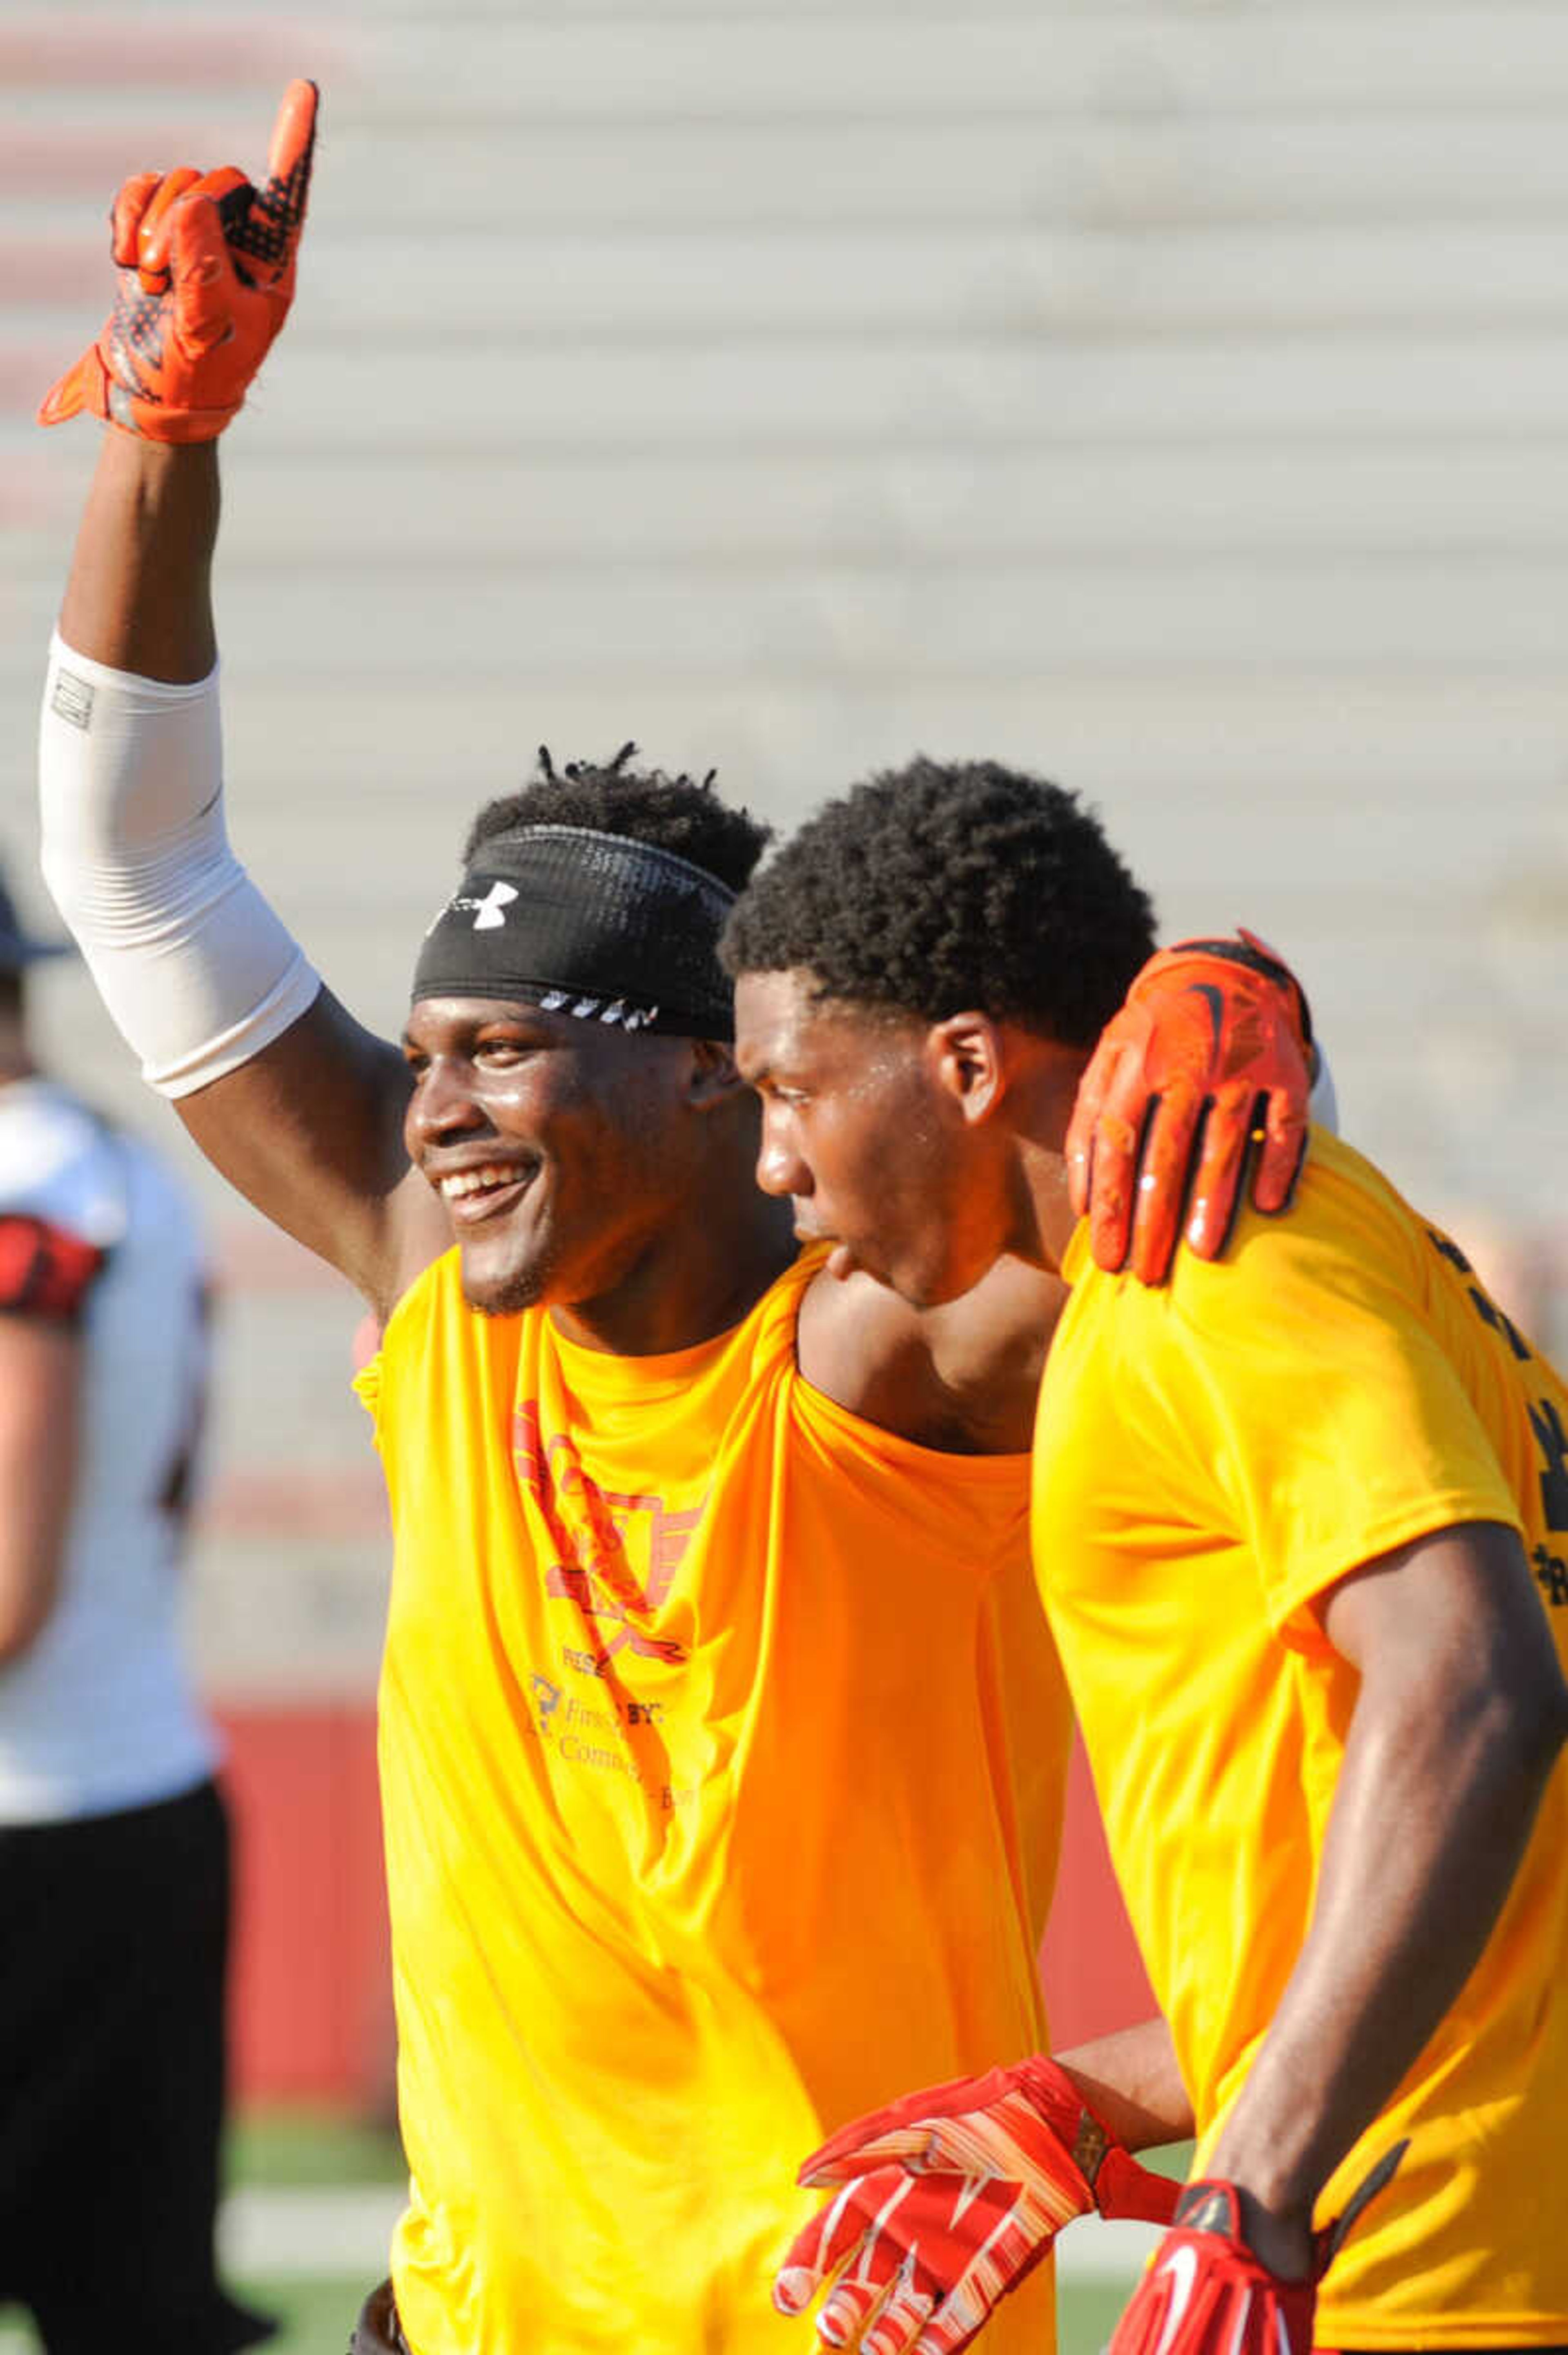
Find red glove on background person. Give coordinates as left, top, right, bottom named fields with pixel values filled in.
left=1107, top=2147, right=1408, bottom=2355
left=1067, top=928, right=1315, bottom=1286
left=774, top=2056, right=1179, bottom=2355
left=38, top=79, right=318, bottom=443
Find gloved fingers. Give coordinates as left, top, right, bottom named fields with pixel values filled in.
left=819, top=2235, right=949, bottom=2355
left=777, top=2175, right=911, bottom=2310
left=798, top=2069, right=1012, bottom=2186
left=909, top=2272, right=1010, bottom=2355
left=819, top=2271, right=904, bottom=2351
left=1075, top=1053, right=1147, bottom=1274
left=167, top=195, right=243, bottom=355
left=1064, top=1033, right=1119, bottom=1219
left=910, top=2294, right=989, bottom=2355
left=862, top=2264, right=938, bottom=2355
left=109, top=171, right=166, bottom=269
left=38, top=351, right=97, bottom=428
left=805, top=2118, right=1013, bottom=2186
left=1234, top=924, right=1289, bottom=969
left=264, top=77, right=319, bottom=210
left=909, top=2221, right=1043, bottom=2355
left=1082, top=1029, right=1193, bottom=1277
left=1127, top=1083, right=1203, bottom=1285
left=805, top=2110, right=985, bottom=2186
left=1175, top=1091, right=1250, bottom=1263
left=223, top=78, right=318, bottom=285
left=138, top=165, right=247, bottom=282
left=1248, top=1089, right=1309, bottom=1217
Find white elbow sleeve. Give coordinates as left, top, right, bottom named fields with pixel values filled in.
left=38, top=631, right=321, bottom=1098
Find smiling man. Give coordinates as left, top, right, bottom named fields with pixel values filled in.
left=24, top=88, right=1333, bottom=2355
left=722, top=757, right=1568, bottom=2355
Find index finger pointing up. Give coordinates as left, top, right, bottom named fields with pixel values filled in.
left=263, top=78, right=318, bottom=230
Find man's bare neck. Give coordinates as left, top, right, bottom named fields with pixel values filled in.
left=798, top=1254, right=1069, bottom=1455
left=548, top=1191, right=797, bottom=1359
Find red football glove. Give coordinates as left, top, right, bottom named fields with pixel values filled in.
left=774, top=2057, right=1179, bottom=2355
left=1107, top=2146, right=1408, bottom=2355
left=38, top=79, right=318, bottom=443
left=1067, top=928, right=1314, bottom=1286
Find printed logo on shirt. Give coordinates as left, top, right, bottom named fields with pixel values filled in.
left=512, top=1400, right=701, bottom=1665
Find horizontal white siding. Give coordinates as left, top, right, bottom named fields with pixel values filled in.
left=0, top=5, right=1564, bottom=1689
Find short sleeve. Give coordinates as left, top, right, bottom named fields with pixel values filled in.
left=1126, top=1187, right=1523, bottom=1646
left=0, top=1215, right=105, bottom=1323
left=1036, top=1149, right=1526, bottom=1648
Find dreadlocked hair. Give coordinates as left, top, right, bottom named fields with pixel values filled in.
left=721, top=756, right=1157, bottom=1048
left=465, top=743, right=771, bottom=893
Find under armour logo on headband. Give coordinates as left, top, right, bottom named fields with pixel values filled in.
left=412, top=828, right=736, bottom=1038
left=452, top=881, right=519, bottom=931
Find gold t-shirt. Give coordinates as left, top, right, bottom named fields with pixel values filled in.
left=358, top=1245, right=1067, bottom=2355
left=1033, top=1130, right=1568, bottom=2346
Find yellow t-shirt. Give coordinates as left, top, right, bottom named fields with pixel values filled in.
left=358, top=1244, right=1067, bottom=2355
left=1033, top=1129, right=1568, bottom=2346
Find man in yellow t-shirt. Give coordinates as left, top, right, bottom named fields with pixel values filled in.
left=38, top=125, right=1305, bottom=2345
left=728, top=758, right=1568, bottom=2355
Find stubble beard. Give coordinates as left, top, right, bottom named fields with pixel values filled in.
left=461, top=1237, right=563, bottom=1319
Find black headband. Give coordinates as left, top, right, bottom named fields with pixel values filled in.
left=411, top=824, right=737, bottom=1039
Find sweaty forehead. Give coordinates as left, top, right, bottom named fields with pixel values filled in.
left=404, top=993, right=549, bottom=1042
left=733, top=969, right=912, bottom=1078
left=733, top=968, right=824, bottom=1069
left=402, top=994, right=652, bottom=1067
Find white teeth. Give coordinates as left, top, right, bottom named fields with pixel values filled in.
left=439, top=1164, right=522, bottom=1200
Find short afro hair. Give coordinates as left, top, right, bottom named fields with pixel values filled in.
left=466, top=742, right=771, bottom=894
left=721, top=756, right=1156, bottom=1048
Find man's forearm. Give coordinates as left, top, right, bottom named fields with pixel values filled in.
left=1055, top=2014, right=1193, bottom=2154
left=60, top=433, right=218, bottom=683
left=1206, top=1525, right=1568, bottom=2270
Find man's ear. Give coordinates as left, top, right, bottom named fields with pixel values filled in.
left=686, top=1036, right=746, bottom=1109
left=926, top=1011, right=1005, bottom=1124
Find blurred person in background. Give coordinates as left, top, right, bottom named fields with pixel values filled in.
left=0, top=865, right=270, bottom=2355
left=33, top=84, right=1323, bottom=2355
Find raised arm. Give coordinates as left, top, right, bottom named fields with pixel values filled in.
left=38, top=87, right=440, bottom=1312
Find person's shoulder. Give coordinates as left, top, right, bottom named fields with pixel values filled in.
left=1049, top=1131, right=1436, bottom=1435
left=1069, top=1128, right=1424, bottom=1319
left=0, top=1078, right=129, bottom=1245
left=1197, top=1127, right=1428, bottom=1299
left=381, top=1244, right=473, bottom=1350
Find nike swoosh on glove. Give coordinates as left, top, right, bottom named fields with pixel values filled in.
left=1107, top=2143, right=1409, bottom=2355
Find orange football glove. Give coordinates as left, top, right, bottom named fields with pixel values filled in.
left=38, top=79, right=318, bottom=443
left=1067, top=929, right=1314, bottom=1287
left=774, top=2056, right=1179, bottom=2355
